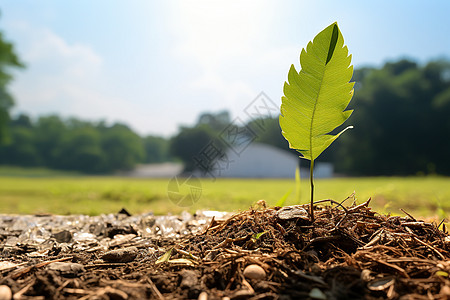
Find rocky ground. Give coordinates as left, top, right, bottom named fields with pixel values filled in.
left=0, top=199, right=449, bottom=299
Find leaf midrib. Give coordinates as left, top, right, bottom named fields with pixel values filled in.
left=309, top=63, right=327, bottom=160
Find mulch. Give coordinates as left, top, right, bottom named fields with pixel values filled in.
left=0, top=198, right=449, bottom=299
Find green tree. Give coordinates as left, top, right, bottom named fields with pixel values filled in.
left=34, top=115, right=66, bottom=168
left=143, top=135, right=170, bottom=163
left=100, top=123, right=145, bottom=171
left=53, top=126, right=104, bottom=173
left=0, top=126, right=40, bottom=166
left=11, top=113, right=32, bottom=128
left=170, top=126, right=216, bottom=172
left=196, top=110, right=230, bottom=132
left=0, top=27, right=24, bottom=144
left=335, top=59, right=450, bottom=175
left=1, top=114, right=152, bottom=173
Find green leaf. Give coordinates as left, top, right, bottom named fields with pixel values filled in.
left=155, top=247, right=173, bottom=264
left=279, top=22, right=354, bottom=161
left=252, top=231, right=268, bottom=240
left=275, top=188, right=292, bottom=207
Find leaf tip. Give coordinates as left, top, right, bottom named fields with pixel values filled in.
left=326, top=24, right=339, bottom=65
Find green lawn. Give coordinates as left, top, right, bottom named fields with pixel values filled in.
left=0, top=174, right=449, bottom=219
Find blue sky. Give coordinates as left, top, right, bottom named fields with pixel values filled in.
left=2, top=0, right=449, bottom=137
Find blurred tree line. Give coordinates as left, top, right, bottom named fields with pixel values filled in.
left=0, top=115, right=171, bottom=173
left=335, top=59, right=450, bottom=175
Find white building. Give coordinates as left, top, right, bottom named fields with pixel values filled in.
left=210, top=143, right=333, bottom=179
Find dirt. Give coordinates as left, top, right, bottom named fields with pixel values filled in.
left=0, top=198, right=449, bottom=300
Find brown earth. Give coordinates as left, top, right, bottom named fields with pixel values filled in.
left=0, top=199, right=449, bottom=300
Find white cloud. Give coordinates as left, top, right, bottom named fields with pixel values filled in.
left=8, top=22, right=146, bottom=130
left=25, top=28, right=102, bottom=71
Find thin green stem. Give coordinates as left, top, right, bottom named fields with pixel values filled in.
left=310, top=159, right=315, bottom=222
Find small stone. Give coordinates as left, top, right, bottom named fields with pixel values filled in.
left=198, top=291, right=208, bottom=300
left=101, top=246, right=139, bottom=263
left=0, top=285, right=12, bottom=300
left=444, top=236, right=450, bottom=247
left=440, top=285, right=450, bottom=296
left=52, top=230, right=72, bottom=243
left=309, top=288, right=326, bottom=300
left=180, top=270, right=198, bottom=288
left=48, top=262, right=85, bottom=277
left=360, top=269, right=373, bottom=281
left=276, top=205, right=309, bottom=222
left=118, top=208, right=132, bottom=216
left=106, top=225, right=137, bottom=238
left=243, top=264, right=266, bottom=280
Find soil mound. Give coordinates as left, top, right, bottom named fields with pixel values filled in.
left=0, top=200, right=449, bottom=299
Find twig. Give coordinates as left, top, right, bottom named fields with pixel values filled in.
left=10, top=256, right=73, bottom=280
left=400, top=208, right=416, bottom=221
left=402, top=221, right=426, bottom=228
left=385, top=258, right=438, bottom=265
left=360, top=233, right=381, bottom=250
left=411, top=236, right=446, bottom=260
left=348, top=197, right=371, bottom=212
left=147, top=277, right=164, bottom=300
left=63, top=288, right=88, bottom=295
left=241, top=278, right=255, bottom=294
left=202, top=216, right=216, bottom=234
left=208, top=211, right=246, bottom=234
left=13, top=280, right=35, bottom=300
left=365, top=254, right=410, bottom=278
left=175, top=248, right=200, bottom=261
left=303, top=235, right=340, bottom=251
left=338, top=228, right=365, bottom=247
left=335, top=198, right=372, bottom=229
left=213, top=237, right=233, bottom=250
left=313, top=199, right=349, bottom=214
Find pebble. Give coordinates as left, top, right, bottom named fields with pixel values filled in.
left=440, top=285, right=450, bottom=296
left=276, top=205, right=309, bottom=222
left=0, top=285, right=12, bottom=300
left=360, top=269, right=373, bottom=281
left=309, top=288, right=327, bottom=300
left=180, top=269, right=198, bottom=288
left=52, top=230, right=73, bottom=243
left=243, top=264, right=266, bottom=280
left=48, top=262, right=85, bottom=277
left=101, top=246, right=139, bottom=263
left=198, top=291, right=208, bottom=300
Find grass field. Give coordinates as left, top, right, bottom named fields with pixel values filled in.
left=0, top=171, right=449, bottom=219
